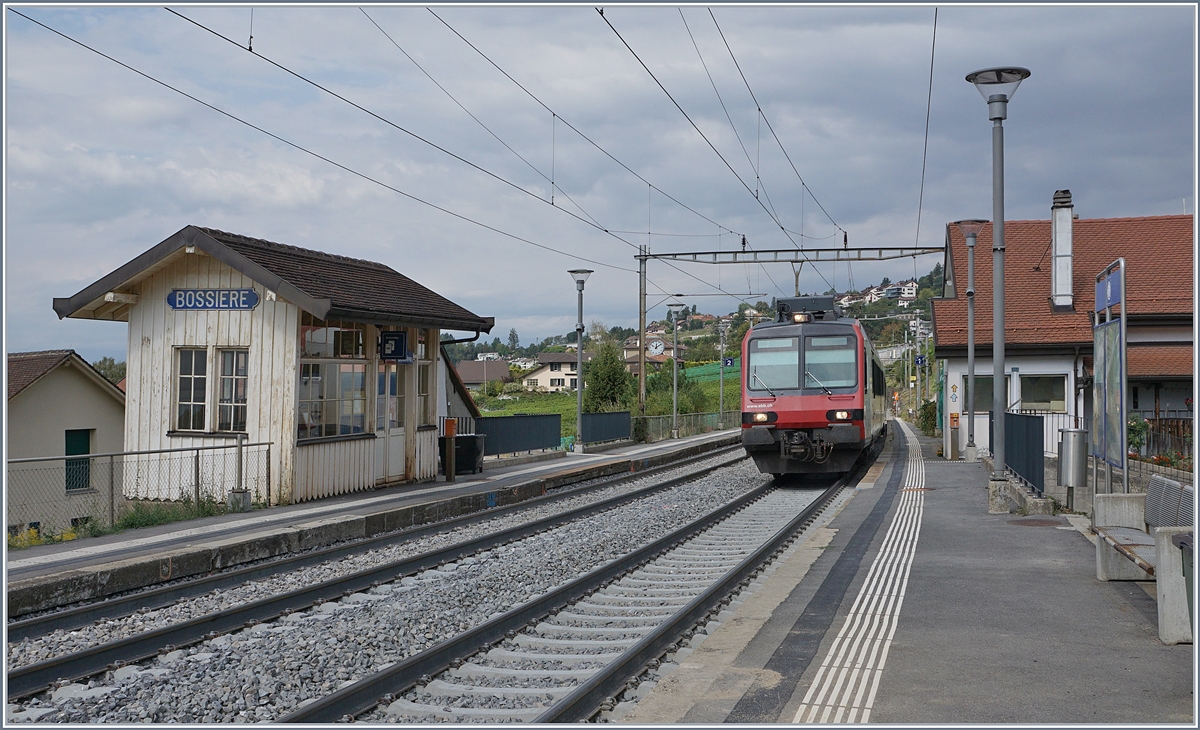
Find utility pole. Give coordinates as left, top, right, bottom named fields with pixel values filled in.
left=638, top=246, right=647, bottom=419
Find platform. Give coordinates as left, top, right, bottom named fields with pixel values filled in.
left=622, top=420, right=1194, bottom=724
left=7, top=430, right=739, bottom=615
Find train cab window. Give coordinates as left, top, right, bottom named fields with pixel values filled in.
left=804, top=335, right=857, bottom=389
left=747, top=337, right=799, bottom=390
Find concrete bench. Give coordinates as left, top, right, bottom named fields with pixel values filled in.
left=1093, top=474, right=1194, bottom=644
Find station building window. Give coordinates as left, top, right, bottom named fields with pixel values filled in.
left=218, top=350, right=249, bottom=432
left=298, top=315, right=367, bottom=440
left=417, top=329, right=433, bottom=425
left=176, top=348, right=208, bottom=431
left=1020, top=375, right=1066, bottom=412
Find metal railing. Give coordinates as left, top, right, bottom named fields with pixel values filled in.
left=438, top=415, right=476, bottom=436
left=7, top=441, right=271, bottom=542
left=1016, top=410, right=1193, bottom=463
left=998, top=411, right=1045, bottom=495
left=581, top=411, right=631, bottom=444
left=638, top=410, right=741, bottom=443
left=475, top=414, right=561, bottom=456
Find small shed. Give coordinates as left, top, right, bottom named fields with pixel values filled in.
left=54, top=225, right=493, bottom=504
left=7, top=350, right=126, bottom=534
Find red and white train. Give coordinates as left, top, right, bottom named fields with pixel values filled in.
left=740, top=296, right=888, bottom=476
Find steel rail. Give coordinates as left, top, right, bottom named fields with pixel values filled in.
left=277, top=479, right=780, bottom=723
left=7, top=450, right=746, bottom=700
left=540, top=433, right=886, bottom=722
left=9, top=444, right=741, bottom=640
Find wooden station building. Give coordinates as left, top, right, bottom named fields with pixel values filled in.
left=54, top=225, right=493, bottom=504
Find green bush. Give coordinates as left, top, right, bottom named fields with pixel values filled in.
left=916, top=400, right=939, bottom=436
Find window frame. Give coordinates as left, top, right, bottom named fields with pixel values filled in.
left=175, top=348, right=209, bottom=432
left=217, top=349, right=250, bottom=433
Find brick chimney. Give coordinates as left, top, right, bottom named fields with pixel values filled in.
left=1050, top=189, right=1074, bottom=311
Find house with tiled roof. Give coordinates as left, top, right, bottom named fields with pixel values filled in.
left=54, top=225, right=493, bottom=504
left=7, top=350, right=126, bottom=535
left=523, top=352, right=592, bottom=392
left=932, top=190, right=1193, bottom=460
left=454, top=358, right=510, bottom=391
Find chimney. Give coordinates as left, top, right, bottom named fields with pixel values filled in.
left=1050, top=189, right=1074, bottom=310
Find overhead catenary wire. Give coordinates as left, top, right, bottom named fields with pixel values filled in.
left=167, top=7, right=643, bottom=256
left=913, top=8, right=938, bottom=249
left=8, top=8, right=631, bottom=275
left=171, top=7, right=758, bottom=304
left=418, top=7, right=761, bottom=306
left=708, top=8, right=844, bottom=237
left=427, top=7, right=743, bottom=241
left=602, top=10, right=833, bottom=296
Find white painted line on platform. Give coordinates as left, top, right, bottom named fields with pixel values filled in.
left=793, top=419, right=925, bottom=724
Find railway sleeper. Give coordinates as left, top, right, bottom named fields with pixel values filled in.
left=578, top=594, right=691, bottom=606
left=425, top=678, right=576, bottom=699
left=482, top=648, right=618, bottom=668
left=549, top=611, right=669, bottom=625
left=535, top=622, right=656, bottom=637
left=449, top=662, right=598, bottom=680
left=513, top=634, right=641, bottom=650
left=383, top=697, right=546, bottom=722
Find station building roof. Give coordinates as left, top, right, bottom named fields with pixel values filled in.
left=53, top=225, right=494, bottom=335
left=933, top=214, right=1192, bottom=354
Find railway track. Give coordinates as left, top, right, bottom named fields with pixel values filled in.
left=368, top=488, right=829, bottom=723
left=8, top=444, right=743, bottom=641
left=6, top=453, right=758, bottom=717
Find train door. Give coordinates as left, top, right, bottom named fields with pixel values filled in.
left=374, top=361, right=406, bottom=484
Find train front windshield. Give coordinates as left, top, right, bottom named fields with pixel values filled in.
left=747, top=337, right=799, bottom=391
left=748, top=330, right=858, bottom=392
left=804, top=335, right=857, bottom=389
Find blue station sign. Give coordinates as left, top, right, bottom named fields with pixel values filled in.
left=168, top=289, right=260, bottom=310
left=380, top=331, right=412, bottom=363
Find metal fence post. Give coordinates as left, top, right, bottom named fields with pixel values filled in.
left=236, top=433, right=245, bottom=494
left=109, top=455, right=116, bottom=527
left=266, top=444, right=272, bottom=507
left=194, top=449, right=201, bottom=506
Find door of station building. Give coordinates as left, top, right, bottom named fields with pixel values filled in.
left=375, top=362, right=406, bottom=484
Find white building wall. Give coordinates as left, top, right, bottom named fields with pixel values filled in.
left=940, top=354, right=1080, bottom=459
left=124, top=251, right=298, bottom=503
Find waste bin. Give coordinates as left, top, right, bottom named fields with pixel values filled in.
left=1172, top=531, right=1193, bottom=628
left=440, top=434, right=486, bottom=475
left=1058, top=428, right=1088, bottom=511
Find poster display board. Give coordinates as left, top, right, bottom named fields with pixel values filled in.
left=1091, top=260, right=1127, bottom=473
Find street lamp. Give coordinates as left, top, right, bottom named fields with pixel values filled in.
left=954, top=219, right=988, bottom=462
left=967, top=66, right=1029, bottom=483
left=717, top=319, right=730, bottom=429
left=668, top=302, right=686, bottom=438
left=569, top=269, right=593, bottom=453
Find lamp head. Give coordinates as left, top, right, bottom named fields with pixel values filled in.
left=667, top=302, right=685, bottom=321
left=568, top=269, right=593, bottom=286
left=966, top=67, right=1030, bottom=119
left=953, top=219, right=989, bottom=246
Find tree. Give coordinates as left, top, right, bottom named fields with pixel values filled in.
left=507, top=328, right=520, bottom=351
left=880, top=276, right=891, bottom=287
left=92, top=356, right=125, bottom=385
left=583, top=341, right=634, bottom=412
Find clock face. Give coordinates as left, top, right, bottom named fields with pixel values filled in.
left=648, top=339, right=665, bottom=356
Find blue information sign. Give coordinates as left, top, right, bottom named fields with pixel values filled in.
left=915, top=355, right=926, bottom=366
left=1095, top=272, right=1122, bottom=312
left=722, top=357, right=735, bottom=368
left=380, top=331, right=411, bottom=362
left=167, top=289, right=259, bottom=310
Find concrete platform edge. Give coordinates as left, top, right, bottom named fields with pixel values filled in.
left=7, top=433, right=741, bottom=617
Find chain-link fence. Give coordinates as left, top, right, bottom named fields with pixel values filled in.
left=638, top=410, right=741, bottom=443
left=7, top=441, right=271, bottom=544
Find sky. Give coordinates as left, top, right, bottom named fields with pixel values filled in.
left=4, top=3, right=1196, bottom=363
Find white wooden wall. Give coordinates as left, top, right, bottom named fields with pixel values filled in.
left=124, top=251, right=298, bottom=504
left=414, top=428, right=439, bottom=481
left=293, top=437, right=375, bottom=502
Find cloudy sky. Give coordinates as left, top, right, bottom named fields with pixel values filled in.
left=4, top=3, right=1195, bottom=362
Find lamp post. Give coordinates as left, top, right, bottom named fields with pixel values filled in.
left=668, top=302, right=685, bottom=438
left=569, top=269, right=593, bottom=452
left=717, top=319, right=730, bottom=429
left=966, top=66, right=1030, bottom=485
left=954, top=219, right=988, bottom=462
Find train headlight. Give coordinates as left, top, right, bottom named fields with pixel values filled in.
left=835, top=411, right=852, bottom=420
left=792, top=312, right=812, bottom=323
left=753, top=412, right=770, bottom=422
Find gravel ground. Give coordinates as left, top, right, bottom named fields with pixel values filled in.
left=6, top=451, right=737, bottom=671
left=7, top=459, right=764, bottom=724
